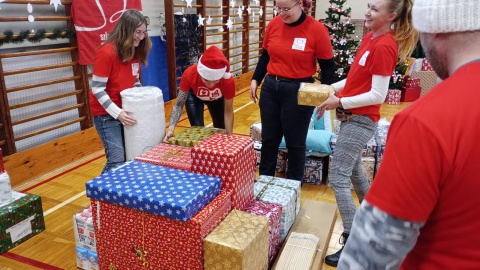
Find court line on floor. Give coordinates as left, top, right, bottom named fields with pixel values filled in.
left=43, top=191, right=86, bottom=217
left=20, top=154, right=105, bottom=193
left=1, top=252, right=64, bottom=270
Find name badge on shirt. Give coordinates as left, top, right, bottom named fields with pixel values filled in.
left=132, top=63, right=140, bottom=76
left=292, top=38, right=307, bottom=51
left=359, top=51, right=370, bottom=66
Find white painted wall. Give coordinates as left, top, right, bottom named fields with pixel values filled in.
left=315, top=0, right=367, bottom=20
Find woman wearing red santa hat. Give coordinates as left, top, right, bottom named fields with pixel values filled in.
left=163, top=45, right=235, bottom=142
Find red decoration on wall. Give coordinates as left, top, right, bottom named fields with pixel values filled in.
left=71, top=0, right=142, bottom=65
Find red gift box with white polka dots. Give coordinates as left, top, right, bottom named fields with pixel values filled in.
left=91, top=190, right=232, bottom=269
left=191, top=134, right=256, bottom=210
left=135, top=143, right=192, bottom=171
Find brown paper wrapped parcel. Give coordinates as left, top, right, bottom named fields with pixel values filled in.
left=297, top=83, right=335, bottom=106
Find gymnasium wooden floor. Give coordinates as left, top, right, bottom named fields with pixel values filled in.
left=0, top=87, right=410, bottom=270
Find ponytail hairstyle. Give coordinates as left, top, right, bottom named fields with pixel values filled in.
left=104, top=9, right=152, bottom=65
left=389, top=0, right=418, bottom=63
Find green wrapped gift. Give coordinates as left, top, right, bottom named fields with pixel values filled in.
left=0, top=192, right=45, bottom=254
left=168, top=126, right=227, bottom=147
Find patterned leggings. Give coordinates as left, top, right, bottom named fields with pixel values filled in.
left=329, top=115, right=378, bottom=233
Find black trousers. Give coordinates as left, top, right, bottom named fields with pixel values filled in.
left=185, top=89, right=225, bottom=129
left=259, top=75, right=315, bottom=181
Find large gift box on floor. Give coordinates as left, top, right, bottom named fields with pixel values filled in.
left=401, top=86, right=421, bottom=102
left=0, top=192, right=45, bottom=254
left=192, top=134, right=256, bottom=210
left=254, top=175, right=301, bottom=242
left=203, top=209, right=269, bottom=270
left=244, top=200, right=282, bottom=267
left=168, top=126, right=227, bottom=147
left=135, top=143, right=192, bottom=171
left=91, top=190, right=232, bottom=269
left=411, top=70, right=439, bottom=96
left=86, top=160, right=221, bottom=222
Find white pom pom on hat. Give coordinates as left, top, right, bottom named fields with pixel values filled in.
left=197, top=46, right=232, bottom=81
left=412, top=0, right=480, bottom=33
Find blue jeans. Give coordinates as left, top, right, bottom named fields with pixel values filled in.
left=93, top=115, right=126, bottom=174
left=185, top=89, right=225, bottom=128
left=259, top=75, right=315, bottom=181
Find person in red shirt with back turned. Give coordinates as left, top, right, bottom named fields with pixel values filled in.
left=338, top=0, right=480, bottom=269
left=163, top=45, right=235, bottom=142
left=315, top=0, right=418, bottom=266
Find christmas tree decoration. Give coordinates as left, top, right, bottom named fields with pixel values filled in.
left=206, top=15, right=213, bottom=25
left=323, top=0, right=359, bottom=82
left=225, top=17, right=233, bottom=30
left=237, top=6, right=243, bottom=19
left=197, top=13, right=205, bottom=26
left=186, top=0, right=193, bottom=8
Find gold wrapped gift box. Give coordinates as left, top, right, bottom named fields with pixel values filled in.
left=297, top=83, right=334, bottom=106
left=168, top=126, right=227, bottom=147
left=203, top=209, right=269, bottom=270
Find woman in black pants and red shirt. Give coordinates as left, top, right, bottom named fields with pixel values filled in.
left=249, top=0, right=335, bottom=181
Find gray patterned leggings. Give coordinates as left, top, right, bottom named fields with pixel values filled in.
left=329, top=115, right=378, bottom=232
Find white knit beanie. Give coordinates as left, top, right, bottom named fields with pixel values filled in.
left=413, top=0, right=480, bottom=33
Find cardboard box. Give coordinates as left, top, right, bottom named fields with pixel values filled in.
left=203, top=209, right=269, bottom=270
left=271, top=200, right=337, bottom=270
left=297, top=83, right=334, bottom=106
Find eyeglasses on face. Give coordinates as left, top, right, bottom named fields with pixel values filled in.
left=134, top=30, right=147, bottom=38
left=275, top=0, right=300, bottom=14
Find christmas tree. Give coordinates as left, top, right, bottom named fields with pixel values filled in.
left=323, top=0, right=359, bottom=82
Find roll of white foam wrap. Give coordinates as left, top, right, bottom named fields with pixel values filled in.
left=121, top=87, right=165, bottom=160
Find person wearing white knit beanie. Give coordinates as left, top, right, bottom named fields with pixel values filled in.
left=163, top=46, right=235, bottom=142
left=338, top=1, right=480, bottom=269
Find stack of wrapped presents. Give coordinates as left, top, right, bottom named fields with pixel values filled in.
left=74, top=206, right=98, bottom=270
left=0, top=149, right=46, bottom=255
left=85, top=127, right=304, bottom=269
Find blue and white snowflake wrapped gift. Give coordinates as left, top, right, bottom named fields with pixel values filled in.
left=85, top=160, right=221, bottom=222
left=254, top=175, right=301, bottom=242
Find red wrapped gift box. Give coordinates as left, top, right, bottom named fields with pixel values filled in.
left=192, top=134, right=256, bottom=210
left=91, top=190, right=232, bottom=270
left=135, top=143, right=192, bottom=171
left=387, top=89, right=401, bottom=105
left=244, top=200, right=282, bottom=267
left=401, top=86, right=421, bottom=102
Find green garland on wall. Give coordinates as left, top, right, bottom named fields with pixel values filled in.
left=0, top=28, right=76, bottom=47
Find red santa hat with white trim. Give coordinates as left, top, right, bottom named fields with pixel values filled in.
left=197, top=46, right=232, bottom=80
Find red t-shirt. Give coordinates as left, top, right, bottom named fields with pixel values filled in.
left=179, top=64, right=235, bottom=101
left=366, top=62, right=480, bottom=269
left=263, top=15, right=333, bottom=78
left=89, top=43, right=140, bottom=116
left=340, top=31, right=397, bottom=122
